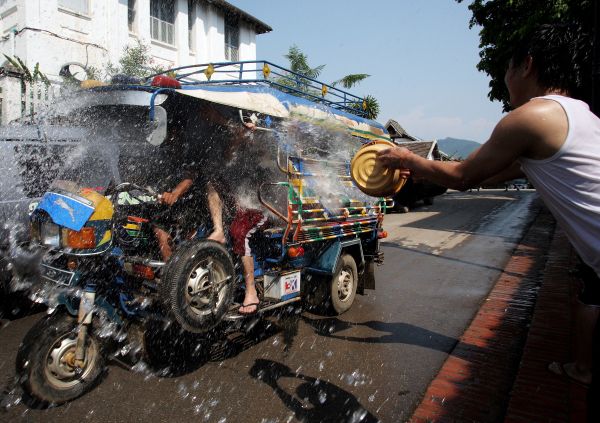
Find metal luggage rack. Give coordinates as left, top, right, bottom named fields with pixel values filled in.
left=258, top=155, right=387, bottom=246
left=147, top=60, right=369, bottom=118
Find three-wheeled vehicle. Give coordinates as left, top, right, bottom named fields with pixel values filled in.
left=15, top=61, right=394, bottom=405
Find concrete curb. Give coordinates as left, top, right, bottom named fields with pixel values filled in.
left=409, top=200, right=560, bottom=422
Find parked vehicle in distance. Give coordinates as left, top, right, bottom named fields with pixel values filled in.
left=0, top=124, right=87, bottom=313
left=384, top=120, right=447, bottom=212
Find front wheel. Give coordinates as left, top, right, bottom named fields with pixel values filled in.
left=159, top=241, right=235, bottom=333
left=16, top=312, right=105, bottom=407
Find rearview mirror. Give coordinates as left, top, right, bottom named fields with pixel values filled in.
left=147, top=106, right=167, bottom=146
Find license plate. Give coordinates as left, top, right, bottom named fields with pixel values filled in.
left=40, top=264, right=75, bottom=286
left=264, top=270, right=301, bottom=301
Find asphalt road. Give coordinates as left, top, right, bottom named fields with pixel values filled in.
left=0, top=189, right=539, bottom=423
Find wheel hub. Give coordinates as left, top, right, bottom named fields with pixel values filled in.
left=45, top=335, right=97, bottom=389
left=337, top=269, right=353, bottom=302
left=187, top=267, right=211, bottom=306
left=185, top=259, right=228, bottom=316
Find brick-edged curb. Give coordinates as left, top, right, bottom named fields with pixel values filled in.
left=504, top=229, right=588, bottom=423
left=409, top=200, right=555, bottom=422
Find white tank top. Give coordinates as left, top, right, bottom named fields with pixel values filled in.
left=520, top=95, right=600, bottom=276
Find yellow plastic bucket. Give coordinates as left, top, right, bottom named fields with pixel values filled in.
left=350, top=140, right=407, bottom=197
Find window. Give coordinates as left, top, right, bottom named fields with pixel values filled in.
left=58, top=0, right=89, bottom=16
left=188, top=0, right=195, bottom=52
left=224, top=16, right=239, bottom=61
left=150, top=0, right=175, bottom=45
left=127, top=0, right=136, bottom=32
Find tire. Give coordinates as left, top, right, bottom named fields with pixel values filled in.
left=16, top=312, right=105, bottom=407
left=393, top=203, right=410, bottom=213
left=329, top=254, right=358, bottom=315
left=159, top=240, right=235, bottom=333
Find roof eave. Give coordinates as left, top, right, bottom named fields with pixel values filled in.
left=206, top=0, right=272, bottom=34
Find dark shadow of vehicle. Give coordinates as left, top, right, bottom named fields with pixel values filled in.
left=301, top=315, right=489, bottom=361
left=142, top=306, right=302, bottom=377
left=391, top=177, right=447, bottom=213
left=249, top=358, right=379, bottom=423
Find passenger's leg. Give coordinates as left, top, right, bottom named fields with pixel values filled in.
left=239, top=255, right=259, bottom=314
left=153, top=227, right=173, bottom=261
left=234, top=210, right=267, bottom=314
left=206, top=182, right=226, bottom=244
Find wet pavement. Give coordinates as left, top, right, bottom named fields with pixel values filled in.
left=0, top=190, right=547, bottom=422
left=409, top=200, right=591, bottom=422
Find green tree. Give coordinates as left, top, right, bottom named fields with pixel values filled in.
left=281, top=44, right=379, bottom=119
left=106, top=39, right=165, bottom=79
left=456, top=0, right=594, bottom=110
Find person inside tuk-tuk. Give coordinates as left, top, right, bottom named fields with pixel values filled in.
left=208, top=117, right=269, bottom=315
left=202, top=111, right=276, bottom=315
left=153, top=102, right=272, bottom=315
left=151, top=110, right=233, bottom=261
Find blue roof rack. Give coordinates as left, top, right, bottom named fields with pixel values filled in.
left=147, top=60, right=369, bottom=118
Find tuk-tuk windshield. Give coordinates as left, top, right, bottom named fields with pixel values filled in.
left=46, top=104, right=163, bottom=194
left=51, top=144, right=115, bottom=194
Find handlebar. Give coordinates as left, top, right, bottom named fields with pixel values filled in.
left=109, top=182, right=158, bottom=197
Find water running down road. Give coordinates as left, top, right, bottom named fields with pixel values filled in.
left=0, top=189, right=538, bottom=422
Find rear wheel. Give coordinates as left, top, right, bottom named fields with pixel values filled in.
left=329, top=254, right=358, bottom=314
left=159, top=241, right=235, bottom=333
left=16, top=312, right=105, bottom=406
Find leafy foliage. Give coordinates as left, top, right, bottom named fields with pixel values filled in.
left=363, top=95, right=380, bottom=120
left=456, top=0, right=594, bottom=110
left=281, top=45, right=380, bottom=119
left=3, top=54, right=50, bottom=85
left=106, top=39, right=165, bottom=79
left=332, top=74, right=371, bottom=89
left=284, top=45, right=325, bottom=79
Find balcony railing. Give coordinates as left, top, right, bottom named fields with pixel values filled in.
left=150, top=16, right=174, bottom=45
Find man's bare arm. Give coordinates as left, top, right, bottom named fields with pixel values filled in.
left=377, top=105, right=546, bottom=190
left=480, top=161, right=525, bottom=186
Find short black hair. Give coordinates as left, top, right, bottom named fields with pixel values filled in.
left=511, top=23, right=591, bottom=96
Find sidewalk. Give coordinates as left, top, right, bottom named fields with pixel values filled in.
left=409, top=200, right=588, bottom=422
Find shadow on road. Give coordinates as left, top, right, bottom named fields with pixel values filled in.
left=249, top=358, right=378, bottom=423
left=143, top=310, right=302, bottom=377
left=302, top=315, right=493, bottom=362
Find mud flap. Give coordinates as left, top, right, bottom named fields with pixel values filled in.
left=358, top=259, right=376, bottom=293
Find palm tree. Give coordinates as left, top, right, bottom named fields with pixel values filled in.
left=281, top=45, right=380, bottom=119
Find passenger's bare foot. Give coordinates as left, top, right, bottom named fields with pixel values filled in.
left=239, top=290, right=260, bottom=315
left=207, top=230, right=226, bottom=244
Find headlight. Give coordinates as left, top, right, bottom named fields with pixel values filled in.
left=65, top=227, right=96, bottom=249
left=40, top=221, right=60, bottom=248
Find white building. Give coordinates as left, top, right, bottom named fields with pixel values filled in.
left=0, top=0, right=271, bottom=123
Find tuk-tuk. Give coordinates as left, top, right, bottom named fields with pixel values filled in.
left=14, top=61, right=393, bottom=406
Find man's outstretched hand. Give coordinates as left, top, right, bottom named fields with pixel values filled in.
left=376, top=147, right=412, bottom=169
left=159, top=191, right=179, bottom=206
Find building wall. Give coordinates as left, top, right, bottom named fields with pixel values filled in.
left=0, top=0, right=263, bottom=123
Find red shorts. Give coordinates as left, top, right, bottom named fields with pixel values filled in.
left=230, top=209, right=267, bottom=256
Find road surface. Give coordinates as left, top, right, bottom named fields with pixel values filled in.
left=0, top=189, right=539, bottom=422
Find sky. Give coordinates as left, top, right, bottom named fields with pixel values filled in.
left=226, top=0, right=506, bottom=143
